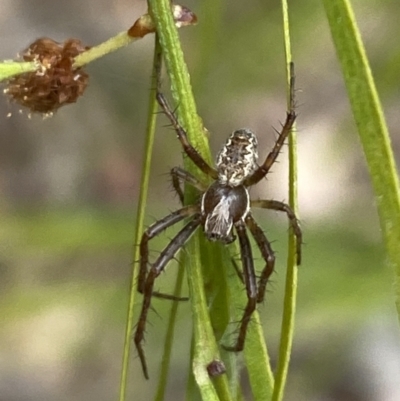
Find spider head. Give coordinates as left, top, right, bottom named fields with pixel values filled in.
left=216, top=128, right=258, bottom=187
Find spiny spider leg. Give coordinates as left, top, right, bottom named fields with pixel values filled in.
left=170, top=166, right=207, bottom=205
left=223, top=221, right=257, bottom=352
left=155, top=62, right=218, bottom=180
left=244, top=62, right=296, bottom=187
left=245, top=214, right=276, bottom=303
left=251, top=199, right=302, bottom=265
left=156, top=93, right=219, bottom=180
left=138, top=205, right=200, bottom=296
left=135, top=215, right=202, bottom=380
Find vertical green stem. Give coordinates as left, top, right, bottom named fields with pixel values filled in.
left=154, top=257, right=186, bottom=401
left=118, top=38, right=161, bottom=401
left=272, top=1, right=298, bottom=400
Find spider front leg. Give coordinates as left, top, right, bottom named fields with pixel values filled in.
left=244, top=62, right=297, bottom=187
left=170, top=166, right=207, bottom=205
left=245, top=214, right=276, bottom=303
left=251, top=199, right=302, bottom=265
left=223, top=220, right=257, bottom=352
left=155, top=85, right=218, bottom=180
left=135, top=212, right=201, bottom=379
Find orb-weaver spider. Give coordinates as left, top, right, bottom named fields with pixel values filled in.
left=134, top=62, right=302, bottom=379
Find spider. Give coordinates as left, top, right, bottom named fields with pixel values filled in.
left=134, top=62, right=302, bottom=379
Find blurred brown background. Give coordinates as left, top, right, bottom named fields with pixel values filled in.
left=1, top=0, right=399, bottom=400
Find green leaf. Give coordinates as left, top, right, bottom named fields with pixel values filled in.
left=322, top=1, right=400, bottom=320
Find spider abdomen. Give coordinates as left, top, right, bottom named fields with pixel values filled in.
left=216, top=128, right=258, bottom=186
left=201, top=181, right=249, bottom=243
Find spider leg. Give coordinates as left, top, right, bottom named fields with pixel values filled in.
left=244, top=62, right=296, bottom=187
left=156, top=92, right=218, bottom=180
left=170, top=166, right=207, bottom=205
left=138, top=205, right=200, bottom=295
left=155, top=62, right=218, bottom=180
left=245, top=214, right=276, bottom=303
left=135, top=215, right=201, bottom=379
left=223, top=220, right=257, bottom=352
left=150, top=291, right=188, bottom=301
left=251, top=199, right=302, bottom=265
left=138, top=207, right=196, bottom=301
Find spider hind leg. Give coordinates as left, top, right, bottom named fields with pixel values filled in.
left=245, top=214, right=276, bottom=303
left=135, top=207, right=200, bottom=379
left=222, top=221, right=257, bottom=352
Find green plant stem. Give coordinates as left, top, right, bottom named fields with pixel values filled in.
left=323, top=0, right=400, bottom=320
left=242, top=313, right=274, bottom=401
left=118, top=38, right=161, bottom=401
left=73, top=32, right=138, bottom=68
left=272, top=2, right=298, bottom=401
left=0, top=61, right=36, bottom=82
left=0, top=32, right=138, bottom=82
left=154, top=256, right=186, bottom=401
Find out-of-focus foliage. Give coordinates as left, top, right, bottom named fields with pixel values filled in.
left=0, top=0, right=399, bottom=400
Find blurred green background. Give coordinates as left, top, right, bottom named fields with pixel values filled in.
left=1, top=0, right=399, bottom=400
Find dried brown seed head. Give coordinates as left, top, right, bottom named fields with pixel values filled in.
left=5, top=38, right=90, bottom=115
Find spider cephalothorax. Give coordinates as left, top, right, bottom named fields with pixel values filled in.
left=134, top=63, right=302, bottom=379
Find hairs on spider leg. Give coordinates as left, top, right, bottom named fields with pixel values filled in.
left=168, top=252, right=184, bottom=265
left=157, top=99, right=182, bottom=125
left=147, top=248, right=162, bottom=259
left=229, top=308, right=261, bottom=332
left=226, top=312, right=260, bottom=339
left=174, top=247, right=190, bottom=264
left=264, top=278, right=278, bottom=294
left=148, top=305, right=163, bottom=321
left=160, top=122, right=179, bottom=133
left=170, top=101, right=181, bottom=118
left=153, top=109, right=166, bottom=118
left=144, top=316, right=154, bottom=330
